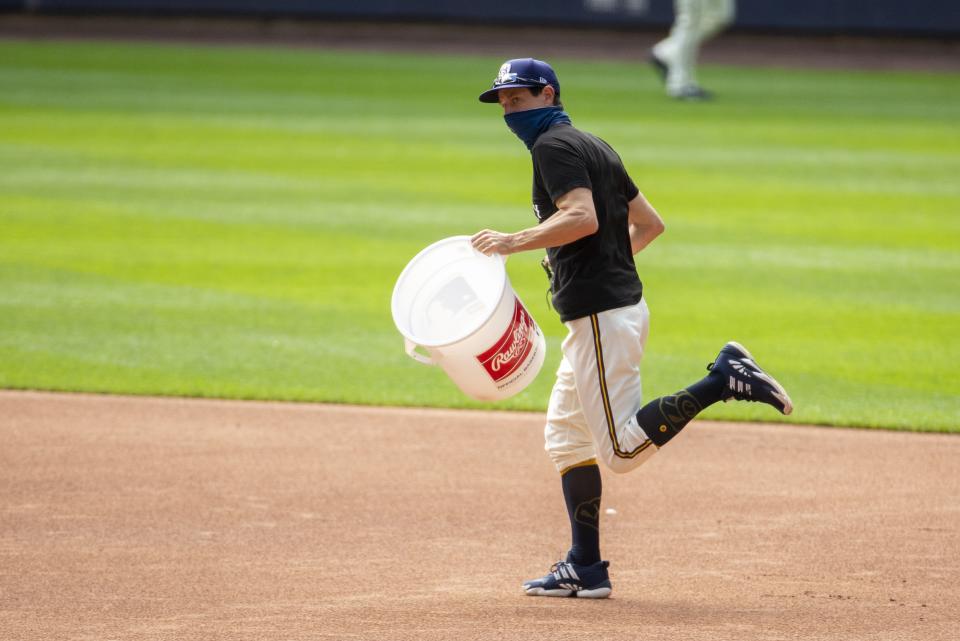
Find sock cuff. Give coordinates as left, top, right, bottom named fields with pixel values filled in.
left=560, top=458, right=599, bottom=476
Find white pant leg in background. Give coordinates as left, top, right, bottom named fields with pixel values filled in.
left=698, top=0, right=736, bottom=42
left=652, top=0, right=736, bottom=93
left=544, top=299, right=656, bottom=475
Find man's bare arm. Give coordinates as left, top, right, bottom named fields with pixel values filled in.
left=471, top=187, right=598, bottom=256
left=627, top=191, right=665, bottom=254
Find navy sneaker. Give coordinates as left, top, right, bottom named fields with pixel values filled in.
left=522, top=559, right=612, bottom=598
left=709, top=341, right=794, bottom=415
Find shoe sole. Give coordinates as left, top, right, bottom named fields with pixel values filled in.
left=524, top=586, right=612, bottom=599
left=722, top=341, right=794, bottom=416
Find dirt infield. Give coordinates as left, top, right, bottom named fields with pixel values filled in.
left=2, top=391, right=958, bottom=640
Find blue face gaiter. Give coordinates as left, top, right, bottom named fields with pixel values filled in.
left=504, top=106, right=572, bottom=151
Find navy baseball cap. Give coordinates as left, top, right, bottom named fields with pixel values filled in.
left=478, top=58, right=560, bottom=103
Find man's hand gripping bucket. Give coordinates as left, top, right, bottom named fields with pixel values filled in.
left=391, top=236, right=547, bottom=401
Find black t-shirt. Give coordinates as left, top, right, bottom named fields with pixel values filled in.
left=531, top=123, right=643, bottom=322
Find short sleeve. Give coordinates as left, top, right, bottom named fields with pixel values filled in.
left=624, top=173, right=640, bottom=201
left=532, top=139, right=592, bottom=203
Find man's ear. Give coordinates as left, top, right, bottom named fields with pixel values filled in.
left=543, top=85, right=557, bottom=103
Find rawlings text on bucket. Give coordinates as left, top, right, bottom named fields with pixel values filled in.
left=476, top=299, right=535, bottom=382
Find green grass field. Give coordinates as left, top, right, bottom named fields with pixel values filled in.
left=1, top=39, right=958, bottom=430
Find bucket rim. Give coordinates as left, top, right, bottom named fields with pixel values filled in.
left=391, top=235, right=508, bottom=348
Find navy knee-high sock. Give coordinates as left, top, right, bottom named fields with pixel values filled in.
left=561, top=462, right=602, bottom=566
left=636, top=370, right=725, bottom=447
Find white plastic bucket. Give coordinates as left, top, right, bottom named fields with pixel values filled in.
left=391, top=236, right=546, bottom=401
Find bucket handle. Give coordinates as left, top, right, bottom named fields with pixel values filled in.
left=404, top=338, right=436, bottom=365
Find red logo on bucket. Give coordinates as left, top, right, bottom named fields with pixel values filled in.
left=476, top=299, right=535, bottom=383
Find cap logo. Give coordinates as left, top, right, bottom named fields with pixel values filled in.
left=496, top=63, right=515, bottom=85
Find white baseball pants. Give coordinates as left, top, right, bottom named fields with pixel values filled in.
left=544, top=299, right=658, bottom=475
left=652, top=0, right=736, bottom=93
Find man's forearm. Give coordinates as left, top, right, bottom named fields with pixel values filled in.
left=472, top=187, right=600, bottom=257
left=628, top=222, right=662, bottom=254
left=508, top=207, right=598, bottom=253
